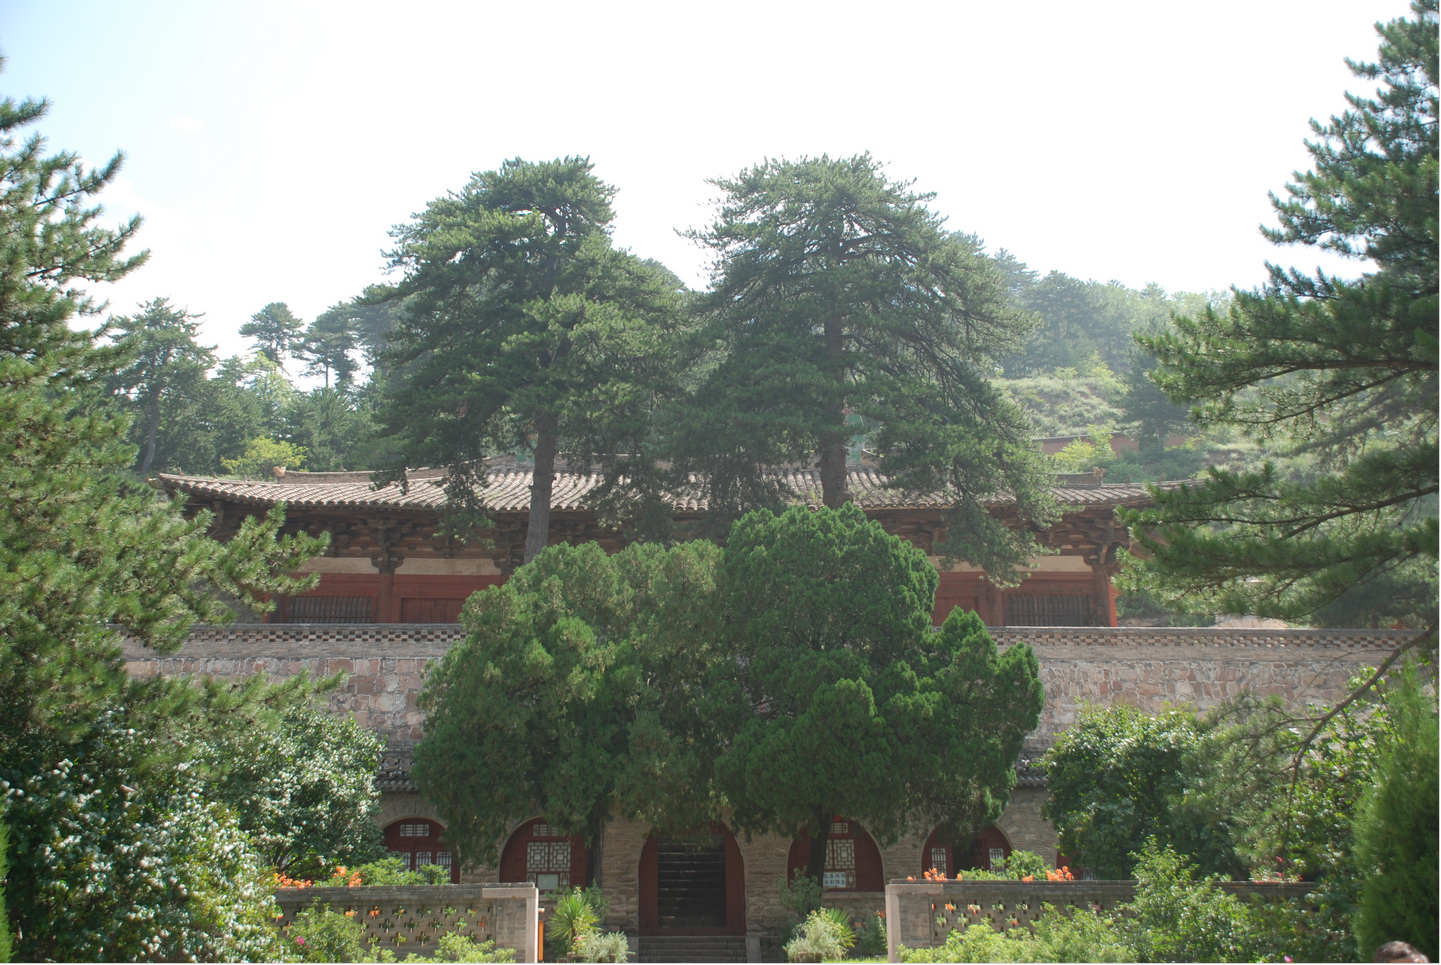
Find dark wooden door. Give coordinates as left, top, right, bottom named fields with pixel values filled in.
left=639, top=825, right=745, bottom=935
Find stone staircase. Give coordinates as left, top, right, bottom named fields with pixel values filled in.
left=636, top=935, right=750, bottom=963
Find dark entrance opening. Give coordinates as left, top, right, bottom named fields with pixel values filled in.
left=656, top=834, right=727, bottom=930
left=639, top=824, right=745, bottom=936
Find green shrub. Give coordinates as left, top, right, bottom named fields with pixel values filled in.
left=3, top=718, right=286, bottom=962
left=1124, top=840, right=1269, bottom=962
left=1352, top=668, right=1439, bottom=962
left=429, top=932, right=516, bottom=963
left=900, top=923, right=1022, bottom=963
left=993, top=849, right=1049, bottom=879
left=288, top=902, right=375, bottom=962
left=0, top=818, right=10, bottom=964
left=550, top=886, right=602, bottom=952
left=900, top=903, right=1132, bottom=963
left=854, top=911, right=887, bottom=958
left=333, top=856, right=451, bottom=886
left=572, top=929, right=629, bottom=963
left=1026, top=904, right=1134, bottom=962
left=786, top=909, right=849, bottom=962
left=287, top=904, right=516, bottom=963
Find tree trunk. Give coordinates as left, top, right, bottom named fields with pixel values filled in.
left=804, top=806, right=832, bottom=884
left=524, top=415, right=559, bottom=565
left=817, top=318, right=851, bottom=508
left=139, top=395, right=161, bottom=476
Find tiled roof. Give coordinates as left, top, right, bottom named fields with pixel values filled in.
left=157, top=469, right=1180, bottom=514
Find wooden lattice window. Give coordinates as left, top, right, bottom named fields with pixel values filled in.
left=1004, top=593, right=1095, bottom=627
left=288, top=595, right=373, bottom=624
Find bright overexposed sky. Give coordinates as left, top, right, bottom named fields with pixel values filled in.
left=0, top=0, right=1414, bottom=362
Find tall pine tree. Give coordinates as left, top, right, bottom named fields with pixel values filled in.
left=379, top=157, right=687, bottom=561
left=1125, top=1, right=1438, bottom=636
left=677, top=155, right=1056, bottom=575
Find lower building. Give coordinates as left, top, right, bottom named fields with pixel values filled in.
left=125, top=623, right=1401, bottom=958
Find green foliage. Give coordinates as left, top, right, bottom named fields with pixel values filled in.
left=2, top=714, right=287, bottom=962
left=380, top=156, right=687, bottom=559
left=106, top=297, right=215, bottom=475
left=221, top=434, right=309, bottom=477
left=329, top=856, right=451, bottom=886
left=680, top=154, right=1056, bottom=577
left=716, top=505, right=1044, bottom=879
left=1041, top=706, right=1243, bottom=878
left=901, top=922, right=1020, bottom=963
left=1124, top=841, right=1271, bottom=963
left=288, top=904, right=516, bottom=963
left=1125, top=0, right=1439, bottom=629
left=413, top=538, right=736, bottom=866
left=1352, top=666, right=1439, bottom=961
left=785, top=909, right=850, bottom=963
left=854, top=911, right=888, bottom=958
left=1026, top=905, right=1135, bottom=963
left=997, top=369, right=1123, bottom=438
left=993, top=849, right=1049, bottom=880
left=777, top=872, right=825, bottom=922
left=1053, top=423, right=1116, bottom=472
left=550, top=886, right=602, bottom=951
left=199, top=701, right=385, bottom=873
left=241, top=301, right=306, bottom=369
left=288, top=902, right=374, bottom=963
left=0, top=58, right=146, bottom=364
left=0, top=818, right=10, bottom=964
left=572, top=929, right=629, bottom=963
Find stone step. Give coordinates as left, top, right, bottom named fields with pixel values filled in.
left=637, top=935, right=750, bottom=963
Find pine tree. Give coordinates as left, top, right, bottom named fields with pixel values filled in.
left=1125, top=1, right=1438, bottom=633
left=679, top=155, right=1056, bottom=575
left=298, top=302, right=362, bottom=389
left=107, top=298, right=215, bottom=474
left=379, top=157, right=687, bottom=561
left=239, top=301, right=305, bottom=369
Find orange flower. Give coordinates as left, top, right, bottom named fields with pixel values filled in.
left=1021, top=875, right=1034, bottom=882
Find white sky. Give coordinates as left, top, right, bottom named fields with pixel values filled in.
left=0, top=0, right=1414, bottom=363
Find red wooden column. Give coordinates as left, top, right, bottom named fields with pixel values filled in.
left=1092, top=564, right=1117, bottom=627
left=376, top=570, right=396, bottom=623
left=980, top=581, right=1004, bottom=626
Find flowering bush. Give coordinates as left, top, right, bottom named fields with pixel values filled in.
left=2, top=717, right=286, bottom=962
left=198, top=702, right=385, bottom=874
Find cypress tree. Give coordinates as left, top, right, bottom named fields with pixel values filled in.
left=1352, top=669, right=1440, bottom=961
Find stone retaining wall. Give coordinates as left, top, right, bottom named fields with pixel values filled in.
left=273, top=883, right=539, bottom=962
left=884, top=878, right=1315, bottom=962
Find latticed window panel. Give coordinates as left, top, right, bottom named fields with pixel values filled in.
left=399, top=823, right=432, bottom=838
left=287, top=595, right=374, bottom=624
left=988, top=848, right=1006, bottom=870
left=1003, top=594, right=1095, bottom=627
left=526, top=840, right=571, bottom=890
left=825, top=839, right=857, bottom=889
left=930, top=847, right=949, bottom=877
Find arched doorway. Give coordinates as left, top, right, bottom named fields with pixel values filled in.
left=786, top=817, right=884, bottom=892
left=499, top=818, right=588, bottom=891
left=638, top=824, right=745, bottom=935
left=921, top=824, right=1013, bottom=876
left=383, top=818, right=460, bottom=883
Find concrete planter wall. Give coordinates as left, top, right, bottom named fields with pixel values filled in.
left=884, top=879, right=1313, bottom=963
left=274, top=883, right=540, bottom=962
